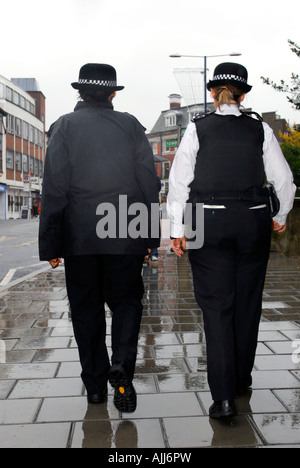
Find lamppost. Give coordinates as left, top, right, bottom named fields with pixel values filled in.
left=169, top=52, right=242, bottom=114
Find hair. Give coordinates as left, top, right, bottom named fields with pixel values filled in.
left=211, top=84, right=245, bottom=108
left=79, top=89, right=113, bottom=106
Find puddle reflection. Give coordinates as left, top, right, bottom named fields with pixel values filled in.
left=73, top=403, right=164, bottom=448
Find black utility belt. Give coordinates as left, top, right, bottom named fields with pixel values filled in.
left=190, top=185, right=280, bottom=217
left=190, top=187, right=268, bottom=202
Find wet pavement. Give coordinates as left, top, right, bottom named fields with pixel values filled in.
left=0, top=221, right=299, bottom=449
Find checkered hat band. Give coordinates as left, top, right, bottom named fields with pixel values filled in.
left=78, top=79, right=117, bottom=86
left=213, top=74, right=247, bottom=84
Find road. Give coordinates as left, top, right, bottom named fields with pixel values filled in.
left=0, top=218, right=49, bottom=287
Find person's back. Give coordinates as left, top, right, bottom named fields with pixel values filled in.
left=41, top=99, right=159, bottom=257
left=39, top=63, right=160, bottom=412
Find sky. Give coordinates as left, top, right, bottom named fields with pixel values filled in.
left=1, top=0, right=300, bottom=132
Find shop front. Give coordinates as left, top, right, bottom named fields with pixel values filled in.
left=0, top=184, right=6, bottom=219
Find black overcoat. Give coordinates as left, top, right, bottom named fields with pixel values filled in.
left=39, top=101, right=160, bottom=260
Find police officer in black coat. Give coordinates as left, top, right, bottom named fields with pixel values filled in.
left=168, top=63, right=296, bottom=419
left=39, top=64, right=160, bottom=412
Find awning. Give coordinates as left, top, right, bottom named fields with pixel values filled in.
left=154, top=154, right=168, bottom=163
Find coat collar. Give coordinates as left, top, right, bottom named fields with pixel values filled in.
left=74, top=100, right=114, bottom=112
left=215, top=104, right=242, bottom=116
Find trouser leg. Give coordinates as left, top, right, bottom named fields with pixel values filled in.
left=234, top=211, right=271, bottom=392
left=64, top=256, right=110, bottom=394
left=189, top=241, right=237, bottom=401
left=103, top=254, right=145, bottom=380
left=189, top=206, right=272, bottom=401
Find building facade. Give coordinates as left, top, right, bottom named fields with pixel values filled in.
left=147, top=94, right=214, bottom=197
left=0, top=76, right=46, bottom=219
left=261, top=111, right=288, bottom=142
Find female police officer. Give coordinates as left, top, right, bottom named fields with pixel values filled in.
left=167, top=62, right=296, bottom=418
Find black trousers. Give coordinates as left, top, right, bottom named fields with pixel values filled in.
left=64, top=254, right=144, bottom=394
left=188, top=204, right=272, bottom=401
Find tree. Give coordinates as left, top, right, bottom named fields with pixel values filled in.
left=280, top=124, right=300, bottom=188
left=261, top=40, right=300, bottom=110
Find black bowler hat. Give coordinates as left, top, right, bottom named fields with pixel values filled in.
left=207, top=62, right=252, bottom=93
left=71, top=63, right=124, bottom=91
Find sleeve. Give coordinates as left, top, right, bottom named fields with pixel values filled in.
left=38, top=118, right=71, bottom=260
left=167, top=122, right=199, bottom=237
left=262, top=122, right=296, bottom=225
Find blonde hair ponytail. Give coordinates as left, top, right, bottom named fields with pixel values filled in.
left=212, top=84, right=244, bottom=108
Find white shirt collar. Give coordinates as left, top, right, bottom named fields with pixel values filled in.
left=215, top=104, right=242, bottom=116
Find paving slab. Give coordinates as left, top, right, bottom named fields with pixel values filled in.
left=0, top=230, right=299, bottom=449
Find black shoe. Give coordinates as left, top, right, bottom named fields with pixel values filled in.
left=87, top=387, right=108, bottom=404
left=108, top=364, right=137, bottom=413
left=209, top=400, right=236, bottom=419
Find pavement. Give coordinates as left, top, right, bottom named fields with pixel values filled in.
left=0, top=219, right=299, bottom=449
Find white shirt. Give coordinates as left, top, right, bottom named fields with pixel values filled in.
left=167, top=104, right=297, bottom=237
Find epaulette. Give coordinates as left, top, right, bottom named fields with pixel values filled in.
left=240, top=110, right=263, bottom=122
left=192, top=111, right=215, bottom=123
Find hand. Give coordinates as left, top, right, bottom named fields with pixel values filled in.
left=272, top=221, right=286, bottom=233
left=171, top=237, right=186, bottom=257
left=144, top=249, right=152, bottom=262
left=49, top=258, right=62, bottom=269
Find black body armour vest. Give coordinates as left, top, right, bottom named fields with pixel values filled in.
left=189, top=113, right=265, bottom=196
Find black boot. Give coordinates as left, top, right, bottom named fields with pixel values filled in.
left=108, top=364, right=137, bottom=413
left=87, top=387, right=108, bottom=404
left=209, top=400, right=236, bottom=419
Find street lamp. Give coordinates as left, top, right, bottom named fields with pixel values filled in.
left=169, top=52, right=242, bottom=114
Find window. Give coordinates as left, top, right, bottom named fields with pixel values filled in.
left=6, top=149, right=14, bottom=169
left=15, top=152, right=22, bottom=172
left=15, top=118, right=22, bottom=137
left=29, top=125, right=34, bottom=142
left=39, top=160, right=43, bottom=177
left=152, top=142, right=159, bottom=155
left=20, top=95, right=26, bottom=109
left=6, top=87, right=13, bottom=102
left=8, top=195, right=14, bottom=212
left=164, top=163, right=170, bottom=179
left=34, top=158, right=39, bottom=175
left=34, top=128, right=39, bottom=145
left=39, top=130, right=44, bottom=148
left=6, top=114, right=14, bottom=134
left=165, top=113, right=177, bottom=127
left=30, top=156, right=34, bottom=173
left=23, top=121, right=29, bottom=140
left=23, top=154, right=28, bottom=173
left=15, top=195, right=21, bottom=212
left=13, top=91, right=20, bottom=106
